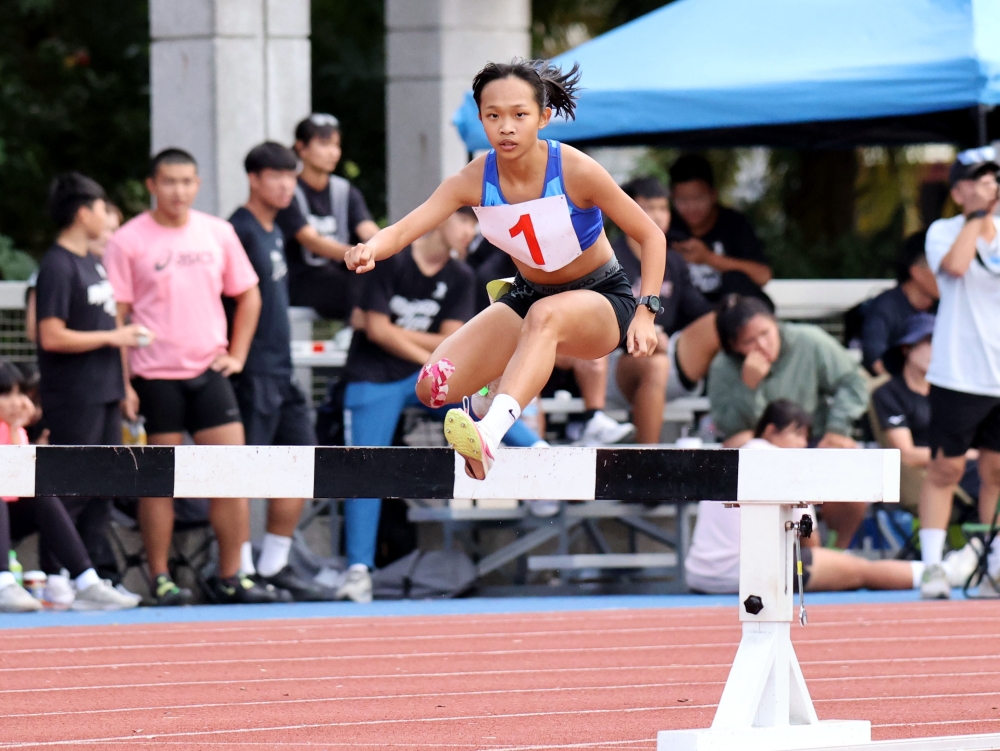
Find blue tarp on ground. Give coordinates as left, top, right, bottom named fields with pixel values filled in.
left=453, top=0, right=1000, bottom=150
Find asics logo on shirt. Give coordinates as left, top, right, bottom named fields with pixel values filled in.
left=153, top=250, right=216, bottom=271
left=308, top=214, right=337, bottom=238
left=86, top=279, right=117, bottom=317
left=432, top=282, right=448, bottom=300
left=388, top=295, right=440, bottom=332
left=887, top=414, right=905, bottom=426
left=270, top=249, right=288, bottom=282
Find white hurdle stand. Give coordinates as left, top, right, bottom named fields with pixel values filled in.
left=658, top=448, right=900, bottom=751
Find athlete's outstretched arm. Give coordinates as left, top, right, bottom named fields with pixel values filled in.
left=346, top=161, right=483, bottom=274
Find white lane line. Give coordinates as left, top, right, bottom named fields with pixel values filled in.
left=4, top=612, right=991, bottom=642
left=3, top=665, right=996, bottom=698
left=816, top=689, right=1000, bottom=703
left=0, top=704, right=707, bottom=748
left=0, top=681, right=689, bottom=720
left=6, top=645, right=1000, bottom=676
left=877, top=718, right=1000, bottom=729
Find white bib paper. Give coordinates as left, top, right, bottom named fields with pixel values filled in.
left=473, top=195, right=584, bottom=272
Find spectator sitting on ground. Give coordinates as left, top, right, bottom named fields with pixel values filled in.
left=275, top=113, right=380, bottom=320
left=229, top=142, right=336, bottom=602
left=35, top=173, right=151, bottom=594
left=668, top=154, right=772, bottom=305
left=861, top=231, right=938, bottom=375
left=0, top=361, right=137, bottom=612
left=684, top=399, right=969, bottom=594
left=340, top=210, right=478, bottom=602
left=709, top=294, right=869, bottom=547
left=104, top=147, right=274, bottom=607
left=610, top=176, right=718, bottom=444
left=916, top=147, right=1000, bottom=599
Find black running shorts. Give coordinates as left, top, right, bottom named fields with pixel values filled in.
left=132, top=368, right=243, bottom=436
left=928, top=385, right=1000, bottom=458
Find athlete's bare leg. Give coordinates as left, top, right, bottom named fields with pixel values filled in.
left=617, top=335, right=669, bottom=444
left=674, top=312, right=720, bottom=383
left=555, top=355, right=610, bottom=410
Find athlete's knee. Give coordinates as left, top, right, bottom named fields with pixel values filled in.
left=416, top=358, right=456, bottom=408
left=522, top=299, right=562, bottom=335
left=928, top=453, right=964, bottom=487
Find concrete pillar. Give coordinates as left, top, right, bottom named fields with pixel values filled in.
left=386, top=0, right=530, bottom=222
left=150, top=0, right=311, bottom=218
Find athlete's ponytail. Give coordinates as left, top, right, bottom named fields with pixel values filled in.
left=472, top=58, right=581, bottom=121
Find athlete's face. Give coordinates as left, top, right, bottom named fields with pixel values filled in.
left=147, top=163, right=200, bottom=220
left=733, top=314, right=781, bottom=363
left=249, top=168, right=298, bottom=211
left=762, top=422, right=809, bottom=449
left=441, top=213, right=478, bottom=260
left=479, top=77, right=551, bottom=156
left=87, top=203, right=119, bottom=257
left=298, top=132, right=341, bottom=175
left=77, top=198, right=108, bottom=240
left=672, top=179, right=717, bottom=229
left=635, top=196, right=671, bottom=235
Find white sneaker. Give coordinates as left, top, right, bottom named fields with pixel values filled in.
left=577, top=410, right=636, bottom=446
left=942, top=541, right=983, bottom=588
left=526, top=499, right=560, bottom=517
left=114, top=582, right=143, bottom=606
left=72, top=581, right=140, bottom=611
left=0, top=583, right=42, bottom=612
left=43, top=574, right=75, bottom=610
left=920, top=563, right=951, bottom=600
left=336, top=564, right=373, bottom=604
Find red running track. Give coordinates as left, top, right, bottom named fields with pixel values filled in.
left=1, top=600, right=1000, bottom=750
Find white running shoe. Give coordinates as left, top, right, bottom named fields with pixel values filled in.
left=72, top=580, right=140, bottom=611
left=942, top=541, right=983, bottom=588
left=577, top=410, right=636, bottom=446
left=526, top=499, right=561, bottom=517
left=0, top=583, right=42, bottom=612
left=336, top=564, right=373, bottom=604
left=471, top=377, right=500, bottom=419
left=43, top=574, right=75, bottom=610
left=444, top=408, right=497, bottom=480
left=113, top=582, right=143, bottom=606
left=919, top=563, right=951, bottom=600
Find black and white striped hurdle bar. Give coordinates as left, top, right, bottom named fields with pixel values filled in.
left=0, top=446, right=899, bottom=503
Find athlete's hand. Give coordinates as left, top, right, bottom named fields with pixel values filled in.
left=211, top=353, right=245, bottom=377
left=626, top=311, right=658, bottom=357
left=346, top=243, right=376, bottom=274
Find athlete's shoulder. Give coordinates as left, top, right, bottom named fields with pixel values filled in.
left=446, top=154, right=487, bottom=205
left=557, top=142, right=608, bottom=183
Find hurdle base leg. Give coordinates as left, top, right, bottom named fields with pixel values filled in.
left=656, top=720, right=871, bottom=751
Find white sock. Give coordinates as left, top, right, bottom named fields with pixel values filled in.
left=257, top=533, right=292, bottom=578
left=75, top=568, right=101, bottom=591
left=477, top=394, right=521, bottom=452
left=240, top=540, right=257, bottom=576
left=987, top=536, right=1000, bottom=576
left=919, top=528, right=947, bottom=566
left=0, top=571, right=15, bottom=589
left=532, top=439, right=550, bottom=448
left=910, top=561, right=925, bottom=588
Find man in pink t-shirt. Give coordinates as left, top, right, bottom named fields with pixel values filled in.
left=105, top=148, right=273, bottom=606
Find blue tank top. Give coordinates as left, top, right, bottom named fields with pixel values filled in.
left=481, top=140, right=604, bottom=251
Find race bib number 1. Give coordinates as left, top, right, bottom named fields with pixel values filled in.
left=474, top=195, right=584, bottom=272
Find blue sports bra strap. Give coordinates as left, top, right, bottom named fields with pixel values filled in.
left=482, top=150, right=498, bottom=205
left=544, top=140, right=562, bottom=190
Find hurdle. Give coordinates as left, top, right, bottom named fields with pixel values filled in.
left=5, top=444, right=1000, bottom=751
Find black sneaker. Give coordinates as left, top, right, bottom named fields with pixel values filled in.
left=258, top=566, right=337, bottom=602
left=152, top=575, right=194, bottom=607
left=211, top=574, right=280, bottom=604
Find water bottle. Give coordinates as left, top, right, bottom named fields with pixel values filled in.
left=8, top=550, right=22, bottom=586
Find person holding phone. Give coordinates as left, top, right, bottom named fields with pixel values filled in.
left=346, top=59, right=665, bottom=480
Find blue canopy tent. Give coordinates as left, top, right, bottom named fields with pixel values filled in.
left=453, top=0, right=1000, bottom=150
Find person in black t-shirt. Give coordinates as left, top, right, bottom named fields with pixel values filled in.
left=341, top=214, right=475, bottom=602
left=229, top=143, right=334, bottom=602
left=35, top=173, right=153, bottom=585
left=274, top=114, right=380, bottom=320
left=668, top=154, right=772, bottom=304
left=861, top=231, right=938, bottom=375
left=611, top=177, right=720, bottom=443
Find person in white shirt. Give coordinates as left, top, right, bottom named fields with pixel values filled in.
left=685, top=399, right=942, bottom=594
left=918, top=147, right=1000, bottom=600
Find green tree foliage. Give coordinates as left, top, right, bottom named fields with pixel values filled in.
left=311, top=0, right=386, bottom=222
left=532, top=0, right=676, bottom=55
left=0, top=0, right=149, bottom=258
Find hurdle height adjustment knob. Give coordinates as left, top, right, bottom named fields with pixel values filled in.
left=743, top=595, right=764, bottom=615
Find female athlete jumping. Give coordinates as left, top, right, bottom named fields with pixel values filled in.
left=346, top=59, right=665, bottom=479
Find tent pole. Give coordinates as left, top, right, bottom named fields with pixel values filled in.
left=978, top=104, right=989, bottom=146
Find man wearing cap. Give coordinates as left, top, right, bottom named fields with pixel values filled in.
left=275, top=114, right=380, bottom=320
left=918, top=146, right=1000, bottom=599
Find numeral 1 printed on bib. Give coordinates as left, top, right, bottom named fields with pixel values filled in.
left=509, top=214, right=545, bottom=266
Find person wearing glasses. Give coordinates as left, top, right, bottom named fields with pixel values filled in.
left=917, top=146, right=1000, bottom=600
left=275, top=114, right=380, bottom=320
left=667, top=154, right=772, bottom=305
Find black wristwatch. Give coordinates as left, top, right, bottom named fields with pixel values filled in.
left=638, top=295, right=661, bottom=314
left=966, top=209, right=990, bottom=220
